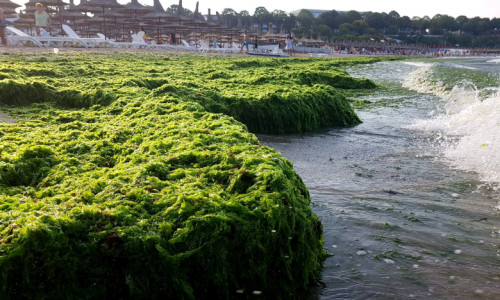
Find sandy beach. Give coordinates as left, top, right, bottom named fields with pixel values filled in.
left=0, top=45, right=357, bottom=57
left=0, top=112, right=16, bottom=123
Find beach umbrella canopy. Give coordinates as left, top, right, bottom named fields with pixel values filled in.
left=81, top=0, right=121, bottom=8
left=118, top=0, right=152, bottom=15
left=13, top=12, right=37, bottom=33
left=85, top=15, right=105, bottom=24
left=59, top=9, right=87, bottom=21
left=140, top=0, right=180, bottom=42
left=57, top=9, right=88, bottom=33
left=68, top=0, right=102, bottom=13
left=66, top=1, right=104, bottom=37
left=77, top=0, right=122, bottom=37
left=24, top=0, right=68, bottom=7
left=2, top=7, right=20, bottom=18
left=0, top=0, right=21, bottom=9
left=141, top=0, right=178, bottom=22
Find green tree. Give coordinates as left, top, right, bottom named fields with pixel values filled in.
left=336, top=11, right=361, bottom=27
left=364, top=12, right=386, bottom=31
left=430, top=14, right=458, bottom=34
left=352, top=20, right=369, bottom=35
left=346, top=10, right=362, bottom=22
left=398, top=16, right=412, bottom=31
left=387, top=24, right=399, bottom=35
left=476, top=18, right=491, bottom=34
left=455, top=15, right=469, bottom=31
left=222, top=8, right=238, bottom=27
left=166, top=5, right=193, bottom=17
left=284, top=14, right=297, bottom=32
left=297, top=9, right=315, bottom=30
left=318, top=24, right=332, bottom=40
left=239, top=10, right=252, bottom=29
left=339, top=23, right=355, bottom=35
left=388, top=10, right=400, bottom=22
left=271, top=9, right=288, bottom=29
left=411, top=16, right=430, bottom=33
left=319, top=10, right=339, bottom=29
left=491, top=18, right=500, bottom=30
left=253, top=6, right=272, bottom=24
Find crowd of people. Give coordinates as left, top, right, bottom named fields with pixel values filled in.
left=324, top=46, right=497, bottom=57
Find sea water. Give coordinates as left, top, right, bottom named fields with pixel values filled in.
left=259, top=57, right=500, bottom=299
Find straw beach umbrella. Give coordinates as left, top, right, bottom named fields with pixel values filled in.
left=118, top=0, right=152, bottom=16
left=138, top=0, right=177, bottom=43
left=2, top=8, right=18, bottom=19
left=180, top=2, right=208, bottom=45
left=59, top=8, right=86, bottom=30
left=67, top=0, right=103, bottom=37
left=78, top=0, right=122, bottom=38
left=13, top=12, right=36, bottom=33
left=141, top=0, right=178, bottom=44
left=93, top=10, right=129, bottom=40
left=118, top=0, right=152, bottom=34
left=0, top=0, right=21, bottom=14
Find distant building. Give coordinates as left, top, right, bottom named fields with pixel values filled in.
left=290, top=9, right=352, bottom=18
left=290, top=9, right=328, bottom=18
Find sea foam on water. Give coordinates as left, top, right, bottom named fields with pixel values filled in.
left=404, top=64, right=500, bottom=185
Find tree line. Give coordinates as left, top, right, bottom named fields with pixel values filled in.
left=206, top=6, right=500, bottom=48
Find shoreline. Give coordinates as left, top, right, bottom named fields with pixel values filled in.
left=0, top=46, right=497, bottom=59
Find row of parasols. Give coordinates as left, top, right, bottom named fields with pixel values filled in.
left=1, top=0, right=254, bottom=44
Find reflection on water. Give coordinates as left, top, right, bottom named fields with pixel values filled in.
left=259, top=59, right=500, bottom=299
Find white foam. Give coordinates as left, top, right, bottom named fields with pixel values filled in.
left=403, top=61, right=500, bottom=184
left=402, top=63, right=447, bottom=97
left=487, top=59, right=500, bottom=64
left=410, top=90, right=500, bottom=184
left=442, top=94, right=499, bottom=183
left=403, top=61, right=435, bottom=68
left=444, top=62, right=478, bottom=70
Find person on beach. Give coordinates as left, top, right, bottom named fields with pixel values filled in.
left=286, top=33, right=293, bottom=56
left=169, top=33, right=176, bottom=45
left=35, top=3, right=50, bottom=37
left=240, top=31, right=249, bottom=53
left=253, top=36, right=258, bottom=52
left=0, top=8, right=7, bottom=46
left=140, top=27, right=149, bottom=44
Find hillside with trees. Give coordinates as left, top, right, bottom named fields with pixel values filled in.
left=217, top=6, right=500, bottom=48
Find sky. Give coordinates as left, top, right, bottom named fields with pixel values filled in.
left=10, top=0, right=500, bottom=19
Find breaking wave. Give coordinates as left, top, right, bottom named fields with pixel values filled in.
left=404, top=63, right=500, bottom=185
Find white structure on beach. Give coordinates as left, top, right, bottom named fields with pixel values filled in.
left=290, top=9, right=329, bottom=18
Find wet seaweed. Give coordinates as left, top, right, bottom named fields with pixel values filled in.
left=0, top=53, right=391, bottom=299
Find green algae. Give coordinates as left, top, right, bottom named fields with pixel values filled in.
left=0, top=53, right=389, bottom=299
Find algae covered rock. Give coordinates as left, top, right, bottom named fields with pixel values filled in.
left=0, top=53, right=387, bottom=299
left=0, top=107, right=325, bottom=299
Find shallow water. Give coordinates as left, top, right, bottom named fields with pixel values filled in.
left=259, top=58, right=500, bottom=299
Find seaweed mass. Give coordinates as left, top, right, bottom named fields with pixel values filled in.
left=0, top=53, right=382, bottom=299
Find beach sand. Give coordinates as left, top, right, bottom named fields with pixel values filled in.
left=0, top=45, right=354, bottom=58
left=0, top=112, right=16, bottom=123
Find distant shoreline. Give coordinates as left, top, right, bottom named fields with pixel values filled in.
left=1, top=46, right=498, bottom=59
